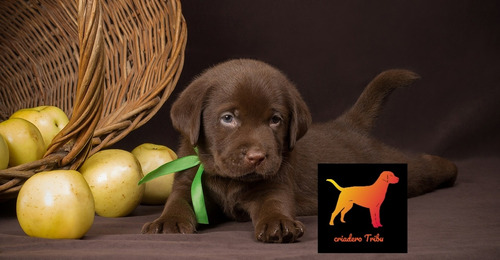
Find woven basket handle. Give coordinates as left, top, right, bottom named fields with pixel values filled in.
left=45, top=0, right=104, bottom=169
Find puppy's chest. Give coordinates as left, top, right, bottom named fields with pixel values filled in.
left=206, top=177, right=251, bottom=221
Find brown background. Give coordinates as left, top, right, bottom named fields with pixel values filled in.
left=115, top=0, right=500, bottom=162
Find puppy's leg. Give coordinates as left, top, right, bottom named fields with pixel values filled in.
left=142, top=168, right=198, bottom=234
left=248, top=183, right=304, bottom=243
left=369, top=206, right=382, bottom=228
left=329, top=203, right=344, bottom=226
left=339, top=202, right=353, bottom=223
left=408, top=154, right=458, bottom=197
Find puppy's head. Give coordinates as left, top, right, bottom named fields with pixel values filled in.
left=171, top=59, right=311, bottom=180
left=381, top=171, right=399, bottom=184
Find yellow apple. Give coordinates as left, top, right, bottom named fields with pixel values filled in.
left=0, top=118, right=46, bottom=166
left=79, top=149, right=145, bottom=217
left=10, top=105, right=69, bottom=149
left=0, top=135, right=8, bottom=170
left=16, top=170, right=95, bottom=239
left=131, top=143, right=178, bottom=205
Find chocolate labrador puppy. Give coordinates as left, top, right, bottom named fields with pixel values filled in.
left=142, top=59, right=457, bottom=243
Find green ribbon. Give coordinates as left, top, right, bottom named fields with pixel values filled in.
left=138, top=147, right=209, bottom=224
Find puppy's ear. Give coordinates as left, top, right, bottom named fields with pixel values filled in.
left=288, top=86, right=312, bottom=150
left=170, top=77, right=211, bottom=146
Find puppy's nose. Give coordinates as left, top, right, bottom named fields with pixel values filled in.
left=245, top=150, right=266, bottom=166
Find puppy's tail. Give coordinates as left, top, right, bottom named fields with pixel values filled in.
left=339, top=69, right=420, bottom=132
left=326, top=179, right=344, bottom=191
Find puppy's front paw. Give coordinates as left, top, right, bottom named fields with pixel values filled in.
left=255, top=216, right=305, bottom=243
left=141, top=216, right=196, bottom=234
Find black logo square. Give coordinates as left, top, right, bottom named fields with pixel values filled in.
left=318, top=164, right=407, bottom=253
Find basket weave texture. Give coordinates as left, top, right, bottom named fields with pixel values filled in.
left=0, top=0, right=187, bottom=200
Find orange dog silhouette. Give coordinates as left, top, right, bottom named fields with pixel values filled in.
left=327, top=171, right=399, bottom=228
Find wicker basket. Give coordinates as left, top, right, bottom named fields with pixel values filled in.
left=0, top=0, right=187, bottom=201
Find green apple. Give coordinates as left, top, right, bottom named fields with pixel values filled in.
left=131, top=143, right=178, bottom=205
left=0, top=118, right=46, bottom=166
left=16, top=170, right=95, bottom=239
left=79, top=149, right=145, bottom=217
left=10, top=106, right=69, bottom=149
left=0, top=135, right=8, bottom=170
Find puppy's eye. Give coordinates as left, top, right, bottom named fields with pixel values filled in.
left=270, top=114, right=283, bottom=127
left=220, top=112, right=237, bottom=127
